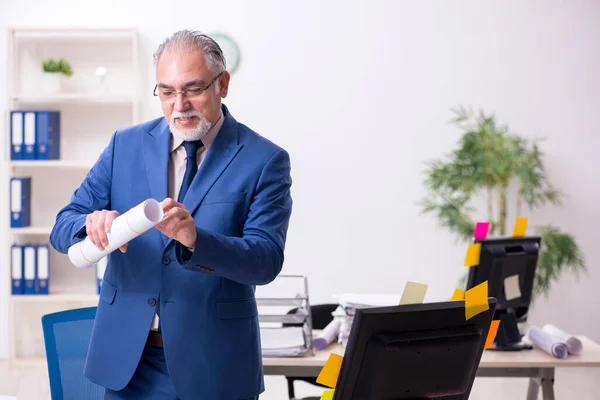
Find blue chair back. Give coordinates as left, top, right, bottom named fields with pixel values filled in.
left=41, top=306, right=105, bottom=400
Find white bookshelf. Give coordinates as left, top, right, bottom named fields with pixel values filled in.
left=4, top=27, right=140, bottom=364
left=11, top=293, right=99, bottom=304
left=9, top=160, right=93, bottom=169
left=10, top=226, right=53, bottom=235
left=11, top=94, right=135, bottom=104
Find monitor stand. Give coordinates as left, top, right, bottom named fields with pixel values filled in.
left=489, top=312, right=533, bottom=351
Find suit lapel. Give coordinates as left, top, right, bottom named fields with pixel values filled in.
left=143, top=119, right=170, bottom=247
left=181, top=107, right=243, bottom=217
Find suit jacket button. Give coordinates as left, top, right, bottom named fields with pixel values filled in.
left=148, top=298, right=157, bottom=307
left=162, top=256, right=171, bottom=265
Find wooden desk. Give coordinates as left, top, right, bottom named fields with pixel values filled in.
left=263, top=336, right=600, bottom=400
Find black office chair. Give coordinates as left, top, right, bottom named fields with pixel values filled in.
left=284, top=303, right=339, bottom=400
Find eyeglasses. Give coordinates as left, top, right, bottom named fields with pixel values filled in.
left=153, top=71, right=223, bottom=102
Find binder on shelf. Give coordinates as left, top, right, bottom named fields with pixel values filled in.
left=23, top=245, right=37, bottom=295
left=36, top=244, right=50, bottom=295
left=10, top=177, right=31, bottom=228
left=35, top=111, right=61, bottom=160
left=11, top=245, right=24, bottom=295
left=23, top=112, right=36, bottom=160
left=96, top=257, right=107, bottom=294
left=10, top=111, right=24, bottom=160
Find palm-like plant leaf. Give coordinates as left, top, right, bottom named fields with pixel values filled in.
left=421, top=107, right=586, bottom=298
left=535, top=225, right=586, bottom=297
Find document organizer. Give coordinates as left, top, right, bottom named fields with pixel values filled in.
left=256, top=274, right=315, bottom=357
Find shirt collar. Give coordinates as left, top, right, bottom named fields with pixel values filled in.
left=170, top=110, right=225, bottom=153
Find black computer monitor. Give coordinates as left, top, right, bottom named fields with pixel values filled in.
left=466, top=235, right=542, bottom=351
left=333, top=299, right=497, bottom=400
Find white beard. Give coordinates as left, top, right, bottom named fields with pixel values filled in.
left=169, top=110, right=212, bottom=141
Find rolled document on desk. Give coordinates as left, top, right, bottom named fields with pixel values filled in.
left=68, top=199, right=164, bottom=268
left=313, top=319, right=341, bottom=350
left=527, top=327, right=568, bottom=359
left=542, top=324, right=583, bottom=355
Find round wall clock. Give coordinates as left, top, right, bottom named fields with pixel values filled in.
left=210, top=32, right=241, bottom=75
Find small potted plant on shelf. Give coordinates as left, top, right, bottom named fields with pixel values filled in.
left=41, top=58, right=73, bottom=93
left=420, top=106, right=586, bottom=300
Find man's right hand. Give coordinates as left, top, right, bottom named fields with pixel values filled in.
left=85, top=210, right=128, bottom=253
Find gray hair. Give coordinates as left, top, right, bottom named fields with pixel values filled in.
left=153, top=30, right=226, bottom=74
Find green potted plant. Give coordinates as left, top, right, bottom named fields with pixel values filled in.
left=420, top=106, right=586, bottom=299
left=41, top=58, right=73, bottom=93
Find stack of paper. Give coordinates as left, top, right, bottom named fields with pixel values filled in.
left=336, top=293, right=402, bottom=310
left=333, top=293, right=403, bottom=346
left=261, top=327, right=308, bottom=357
left=333, top=285, right=434, bottom=346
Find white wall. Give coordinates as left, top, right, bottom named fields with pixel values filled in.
left=1, top=0, right=599, bottom=360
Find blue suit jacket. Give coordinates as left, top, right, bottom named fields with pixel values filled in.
left=49, top=105, right=293, bottom=399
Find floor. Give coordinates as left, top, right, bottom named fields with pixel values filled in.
left=0, top=362, right=598, bottom=399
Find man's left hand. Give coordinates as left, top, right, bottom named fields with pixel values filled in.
left=156, top=198, right=197, bottom=249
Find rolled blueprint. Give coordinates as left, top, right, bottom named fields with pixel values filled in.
left=527, top=327, right=568, bottom=359
left=68, top=199, right=164, bottom=268
left=542, top=324, right=583, bottom=355
left=313, top=319, right=341, bottom=350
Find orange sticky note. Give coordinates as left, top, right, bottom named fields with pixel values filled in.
left=451, top=288, right=465, bottom=300
left=316, top=353, right=344, bottom=388
left=485, top=320, right=501, bottom=349
left=513, top=217, right=528, bottom=236
left=464, top=243, right=481, bottom=267
left=465, top=281, right=489, bottom=320
left=320, top=390, right=335, bottom=400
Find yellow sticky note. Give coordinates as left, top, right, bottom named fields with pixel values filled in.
left=464, top=243, right=481, bottom=267
left=399, top=281, right=428, bottom=305
left=451, top=288, right=465, bottom=300
left=485, top=320, right=501, bottom=349
left=316, top=353, right=344, bottom=388
left=513, top=217, right=528, bottom=236
left=465, top=281, right=489, bottom=320
left=320, top=390, right=335, bottom=400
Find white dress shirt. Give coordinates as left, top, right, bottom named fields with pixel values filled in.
left=151, top=110, right=225, bottom=331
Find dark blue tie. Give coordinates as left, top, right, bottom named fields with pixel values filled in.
left=157, top=139, right=203, bottom=332
left=178, top=139, right=203, bottom=203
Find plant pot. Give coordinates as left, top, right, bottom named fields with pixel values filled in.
left=41, top=72, right=62, bottom=94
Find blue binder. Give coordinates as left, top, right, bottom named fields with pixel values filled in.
left=35, top=111, right=61, bottom=160
left=10, top=177, right=31, bottom=228
left=10, top=111, right=24, bottom=160
left=23, top=245, right=36, bottom=295
left=36, top=244, right=50, bottom=295
left=23, top=112, right=37, bottom=160
left=11, top=245, right=24, bottom=295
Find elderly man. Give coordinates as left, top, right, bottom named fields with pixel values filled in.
left=50, top=30, right=293, bottom=400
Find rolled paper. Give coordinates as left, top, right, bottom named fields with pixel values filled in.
left=542, top=324, right=583, bottom=355
left=68, top=199, right=164, bottom=268
left=314, top=319, right=342, bottom=350
left=527, top=327, right=568, bottom=359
